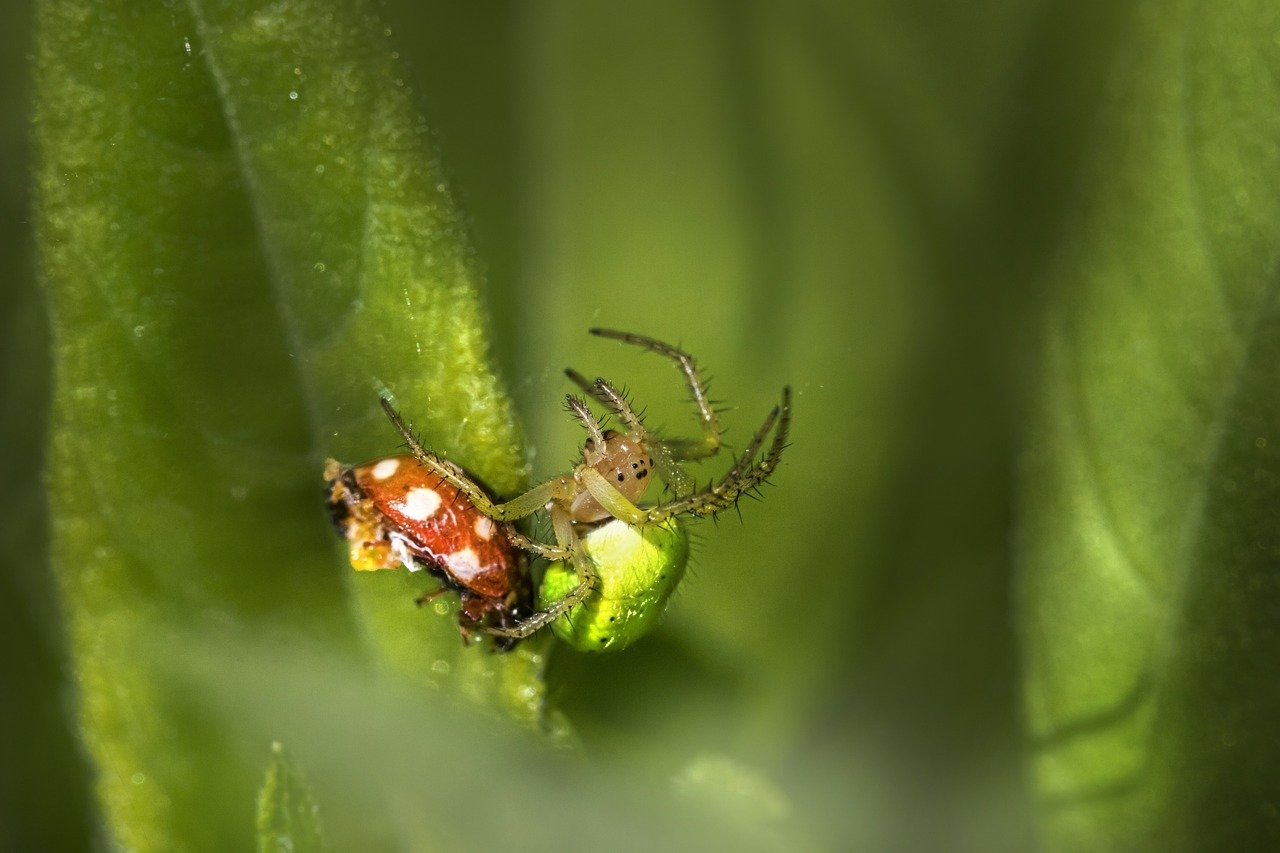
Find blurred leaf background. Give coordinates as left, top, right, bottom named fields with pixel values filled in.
left=5, top=0, right=1280, bottom=850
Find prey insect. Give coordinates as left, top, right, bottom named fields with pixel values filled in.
left=324, top=454, right=532, bottom=648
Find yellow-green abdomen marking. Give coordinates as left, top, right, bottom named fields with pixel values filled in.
left=538, top=518, right=688, bottom=652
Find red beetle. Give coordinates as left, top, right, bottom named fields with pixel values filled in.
left=324, top=454, right=532, bottom=647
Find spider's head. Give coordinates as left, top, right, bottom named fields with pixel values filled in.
left=571, top=429, right=655, bottom=522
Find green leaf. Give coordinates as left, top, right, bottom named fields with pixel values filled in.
left=35, top=0, right=540, bottom=847
left=0, top=4, right=95, bottom=845
left=1019, top=1, right=1280, bottom=846
left=257, top=742, right=324, bottom=853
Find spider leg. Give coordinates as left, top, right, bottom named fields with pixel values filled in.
left=503, top=525, right=573, bottom=561
left=567, top=369, right=654, bottom=442
left=643, top=386, right=791, bottom=523
left=590, top=328, right=722, bottom=460
left=578, top=467, right=648, bottom=524
left=590, top=377, right=648, bottom=434
left=568, top=373, right=663, bottom=464
left=381, top=396, right=575, bottom=521
left=483, top=505, right=599, bottom=639
left=713, top=387, right=783, bottom=483
left=564, top=367, right=612, bottom=407
left=565, top=394, right=607, bottom=465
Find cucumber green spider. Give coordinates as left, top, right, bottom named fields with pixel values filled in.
left=380, top=329, right=791, bottom=649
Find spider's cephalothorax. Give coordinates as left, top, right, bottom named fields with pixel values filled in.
left=380, top=329, right=792, bottom=650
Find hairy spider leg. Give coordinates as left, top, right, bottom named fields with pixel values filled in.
left=589, top=376, right=648, bottom=436
left=643, top=385, right=792, bottom=524
left=563, top=366, right=614, bottom=409
left=589, top=328, right=723, bottom=461
left=503, top=526, right=572, bottom=561
left=560, top=371, right=646, bottom=440
left=565, top=393, right=608, bottom=466
left=564, top=338, right=791, bottom=525
left=714, top=388, right=787, bottom=485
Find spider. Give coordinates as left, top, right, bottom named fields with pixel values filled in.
left=380, top=328, right=791, bottom=648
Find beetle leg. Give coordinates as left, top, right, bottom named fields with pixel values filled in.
left=414, top=586, right=448, bottom=606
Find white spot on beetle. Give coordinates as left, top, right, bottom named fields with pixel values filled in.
left=400, top=487, right=442, bottom=521
left=371, top=458, right=400, bottom=480
left=390, top=535, right=419, bottom=571
left=444, top=547, right=483, bottom=580
left=473, top=516, right=494, bottom=541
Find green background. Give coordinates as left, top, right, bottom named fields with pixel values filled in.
left=5, top=0, right=1280, bottom=849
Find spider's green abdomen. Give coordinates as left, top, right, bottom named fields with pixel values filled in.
left=537, top=517, right=688, bottom=652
